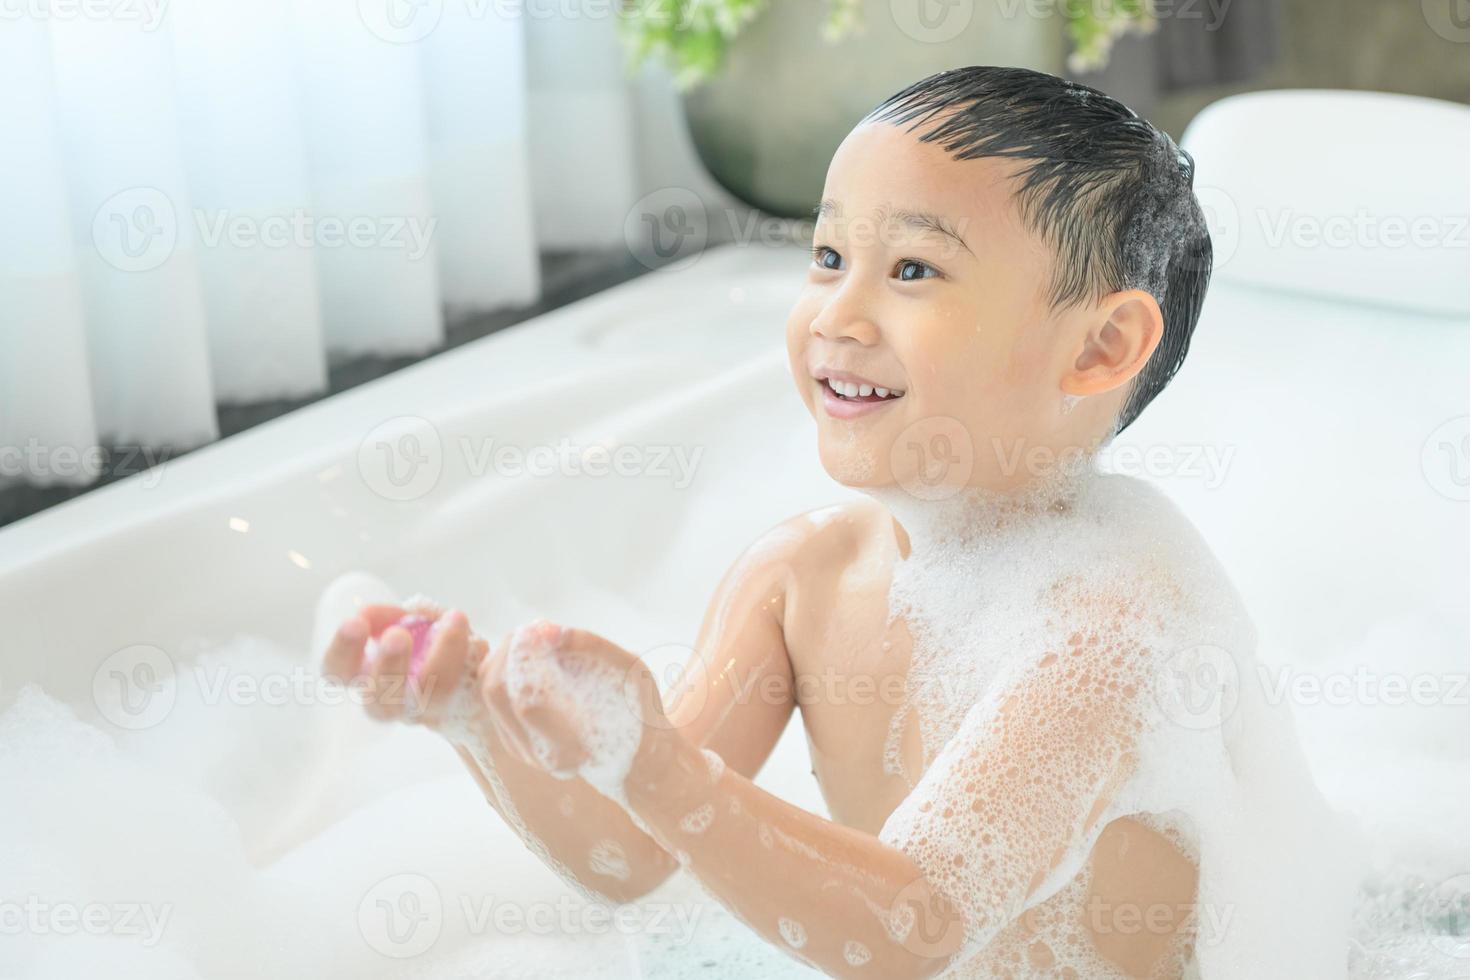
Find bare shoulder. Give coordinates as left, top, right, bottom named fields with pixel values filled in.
left=727, top=499, right=888, bottom=577
left=709, top=499, right=891, bottom=624
left=691, top=499, right=892, bottom=675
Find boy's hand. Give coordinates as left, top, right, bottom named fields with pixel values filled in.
left=477, top=621, right=675, bottom=794
left=322, top=603, right=490, bottom=728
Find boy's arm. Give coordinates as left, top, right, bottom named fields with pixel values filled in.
left=326, top=518, right=805, bottom=902
left=462, top=518, right=805, bottom=900
left=490, top=600, right=1159, bottom=979
left=622, top=731, right=967, bottom=979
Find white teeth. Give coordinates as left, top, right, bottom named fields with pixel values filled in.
left=823, top=377, right=904, bottom=399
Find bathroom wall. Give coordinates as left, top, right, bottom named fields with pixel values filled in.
left=1151, top=0, right=1470, bottom=138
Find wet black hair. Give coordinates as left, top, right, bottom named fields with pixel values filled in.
left=865, top=65, right=1212, bottom=434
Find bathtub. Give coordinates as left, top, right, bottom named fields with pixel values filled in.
left=1, top=241, right=1466, bottom=978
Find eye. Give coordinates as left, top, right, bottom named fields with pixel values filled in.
left=811, top=245, right=843, bottom=271
left=894, top=258, right=941, bottom=282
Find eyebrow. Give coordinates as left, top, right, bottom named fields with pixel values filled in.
left=892, top=208, right=974, bottom=257
left=814, top=198, right=974, bottom=257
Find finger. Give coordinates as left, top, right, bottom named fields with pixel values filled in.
left=322, top=616, right=370, bottom=683
left=412, top=609, right=470, bottom=720
left=466, top=633, right=491, bottom=678
left=480, top=642, right=540, bottom=766
left=360, top=604, right=408, bottom=638
left=501, top=640, right=585, bottom=774
left=514, top=699, right=588, bottom=775
left=469, top=636, right=523, bottom=753
left=367, top=626, right=413, bottom=721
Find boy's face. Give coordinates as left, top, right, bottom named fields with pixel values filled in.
left=785, top=121, right=1089, bottom=496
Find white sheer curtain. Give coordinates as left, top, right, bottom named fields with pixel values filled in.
left=1, top=0, right=642, bottom=490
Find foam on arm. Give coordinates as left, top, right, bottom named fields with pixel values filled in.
left=877, top=624, right=1153, bottom=962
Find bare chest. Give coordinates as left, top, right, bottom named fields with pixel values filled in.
left=784, top=555, right=925, bottom=833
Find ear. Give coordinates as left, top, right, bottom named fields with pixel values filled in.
left=1060, top=289, right=1164, bottom=397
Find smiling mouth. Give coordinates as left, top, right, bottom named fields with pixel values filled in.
left=818, top=376, right=906, bottom=403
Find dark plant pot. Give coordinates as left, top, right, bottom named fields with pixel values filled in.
left=683, top=0, right=1065, bottom=217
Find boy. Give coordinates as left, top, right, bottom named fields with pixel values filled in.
left=324, top=67, right=1352, bottom=978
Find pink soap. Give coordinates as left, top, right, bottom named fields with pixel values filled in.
left=399, top=614, right=439, bottom=678
left=365, top=614, right=442, bottom=679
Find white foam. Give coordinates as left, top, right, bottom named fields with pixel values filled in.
left=503, top=620, right=647, bottom=810
left=677, top=803, right=715, bottom=836
left=586, top=839, right=631, bottom=882
left=842, top=939, right=872, bottom=966
left=1, top=459, right=1462, bottom=979
left=701, top=747, right=727, bottom=783
left=777, top=916, right=807, bottom=949
left=868, top=469, right=1363, bottom=976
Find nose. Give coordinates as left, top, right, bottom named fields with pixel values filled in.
left=808, top=281, right=880, bottom=346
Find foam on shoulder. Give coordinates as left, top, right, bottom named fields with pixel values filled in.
left=865, top=470, right=1358, bottom=975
